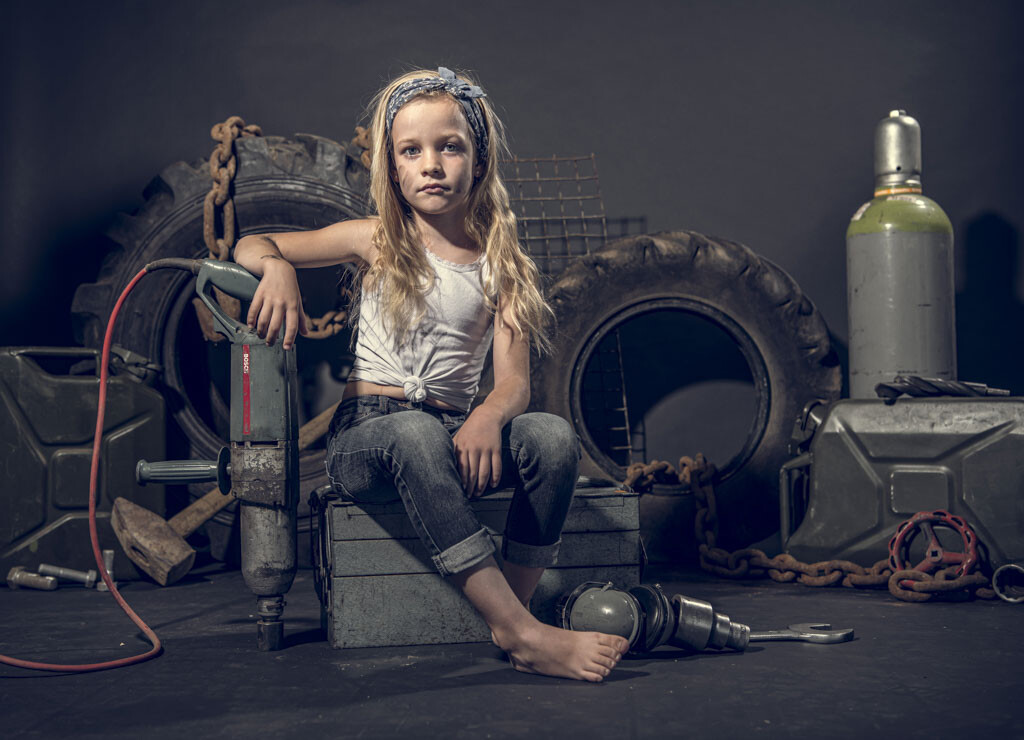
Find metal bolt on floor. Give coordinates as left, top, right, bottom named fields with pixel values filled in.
left=38, top=564, right=98, bottom=588
left=7, top=566, right=58, bottom=590
left=96, top=549, right=115, bottom=592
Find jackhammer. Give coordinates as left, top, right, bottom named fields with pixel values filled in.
left=126, top=258, right=298, bottom=651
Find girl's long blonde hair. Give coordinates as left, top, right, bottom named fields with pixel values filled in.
left=352, top=67, right=551, bottom=353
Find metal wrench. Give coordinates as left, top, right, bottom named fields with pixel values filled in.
left=747, top=622, right=854, bottom=644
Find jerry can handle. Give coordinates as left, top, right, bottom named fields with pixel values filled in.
left=10, top=347, right=101, bottom=377
left=779, top=452, right=812, bottom=546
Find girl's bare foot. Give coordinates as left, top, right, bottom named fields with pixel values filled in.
left=494, top=622, right=629, bottom=682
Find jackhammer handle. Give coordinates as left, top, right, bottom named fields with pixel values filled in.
left=137, top=459, right=219, bottom=485
left=146, top=258, right=260, bottom=303
left=192, top=260, right=262, bottom=340
left=136, top=447, right=231, bottom=490
left=195, top=260, right=260, bottom=302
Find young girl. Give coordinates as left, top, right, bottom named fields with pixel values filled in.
left=233, top=67, right=629, bottom=682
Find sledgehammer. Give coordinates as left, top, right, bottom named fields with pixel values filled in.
left=111, top=401, right=338, bottom=586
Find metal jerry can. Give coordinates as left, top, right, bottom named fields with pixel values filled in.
left=781, top=397, right=1024, bottom=568
left=846, top=110, right=956, bottom=399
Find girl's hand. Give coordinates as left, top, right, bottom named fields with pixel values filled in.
left=246, top=256, right=309, bottom=350
left=452, top=407, right=504, bottom=498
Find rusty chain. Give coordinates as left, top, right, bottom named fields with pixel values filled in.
left=194, top=116, right=352, bottom=342
left=351, top=125, right=372, bottom=170
left=204, top=116, right=262, bottom=262
left=623, top=456, right=996, bottom=602
left=304, top=308, right=348, bottom=340
left=193, top=116, right=262, bottom=340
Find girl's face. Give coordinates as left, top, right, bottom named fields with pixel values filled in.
left=390, top=96, right=482, bottom=220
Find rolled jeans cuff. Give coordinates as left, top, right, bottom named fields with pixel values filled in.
left=501, top=536, right=561, bottom=569
left=433, top=527, right=496, bottom=577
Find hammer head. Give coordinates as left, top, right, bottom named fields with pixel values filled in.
left=111, top=497, right=195, bottom=586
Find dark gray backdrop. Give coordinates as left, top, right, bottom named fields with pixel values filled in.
left=3, top=0, right=1022, bottom=391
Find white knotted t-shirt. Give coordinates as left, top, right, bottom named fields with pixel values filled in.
left=348, top=249, right=495, bottom=412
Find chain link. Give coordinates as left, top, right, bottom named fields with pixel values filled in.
left=623, top=455, right=996, bottom=602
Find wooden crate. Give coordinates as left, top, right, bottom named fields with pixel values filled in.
left=312, top=486, right=642, bottom=648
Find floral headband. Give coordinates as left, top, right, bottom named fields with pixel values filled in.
left=385, top=67, right=489, bottom=163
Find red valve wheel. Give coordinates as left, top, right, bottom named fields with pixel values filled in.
left=888, top=510, right=980, bottom=583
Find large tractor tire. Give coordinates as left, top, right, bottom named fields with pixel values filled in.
left=530, top=231, right=840, bottom=560
left=72, top=133, right=370, bottom=564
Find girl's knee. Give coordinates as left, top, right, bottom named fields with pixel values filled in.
left=511, top=413, right=580, bottom=466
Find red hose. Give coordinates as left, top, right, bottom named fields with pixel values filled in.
left=0, top=267, right=164, bottom=672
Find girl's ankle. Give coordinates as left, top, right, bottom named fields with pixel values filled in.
left=491, top=617, right=542, bottom=651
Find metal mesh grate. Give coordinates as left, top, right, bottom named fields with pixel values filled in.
left=503, top=154, right=608, bottom=279
left=579, top=328, right=637, bottom=468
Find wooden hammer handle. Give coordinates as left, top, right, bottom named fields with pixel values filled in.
left=298, top=398, right=337, bottom=451
left=167, top=400, right=339, bottom=537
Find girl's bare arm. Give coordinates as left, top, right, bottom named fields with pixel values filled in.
left=234, top=218, right=377, bottom=273
left=453, top=302, right=531, bottom=497
left=233, top=218, right=376, bottom=349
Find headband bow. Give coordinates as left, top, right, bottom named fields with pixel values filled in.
left=385, top=67, right=489, bottom=164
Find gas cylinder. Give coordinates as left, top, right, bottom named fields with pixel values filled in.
left=846, top=110, right=956, bottom=398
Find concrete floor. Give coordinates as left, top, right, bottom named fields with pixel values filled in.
left=2, top=564, right=1021, bottom=739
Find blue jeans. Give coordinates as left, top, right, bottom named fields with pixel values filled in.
left=324, top=395, right=580, bottom=577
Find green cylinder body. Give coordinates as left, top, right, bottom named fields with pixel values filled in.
left=846, top=194, right=955, bottom=398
